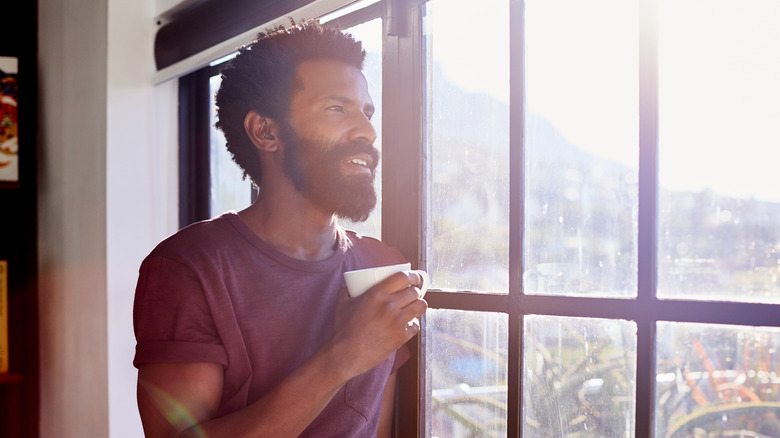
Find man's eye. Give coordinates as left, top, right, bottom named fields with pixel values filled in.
left=327, top=105, right=344, bottom=113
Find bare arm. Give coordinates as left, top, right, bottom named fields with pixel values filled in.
left=138, top=347, right=347, bottom=438
left=137, top=362, right=223, bottom=438
left=137, top=271, right=427, bottom=438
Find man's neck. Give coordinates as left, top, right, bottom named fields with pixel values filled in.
left=238, top=187, right=339, bottom=262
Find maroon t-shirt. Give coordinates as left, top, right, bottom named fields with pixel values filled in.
left=133, top=212, right=410, bottom=436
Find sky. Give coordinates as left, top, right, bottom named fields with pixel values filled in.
left=425, top=0, right=780, bottom=202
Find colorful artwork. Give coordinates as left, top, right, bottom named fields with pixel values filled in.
left=0, top=56, right=18, bottom=185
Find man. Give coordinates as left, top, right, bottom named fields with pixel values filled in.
left=133, top=21, right=428, bottom=437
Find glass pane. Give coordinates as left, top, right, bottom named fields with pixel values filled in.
left=657, top=0, right=780, bottom=303
left=523, top=315, right=637, bottom=437
left=338, top=17, right=383, bottom=239
left=425, top=0, right=510, bottom=293
left=426, top=309, right=508, bottom=438
left=209, top=74, right=253, bottom=217
left=524, top=0, right=639, bottom=298
left=656, top=322, right=780, bottom=437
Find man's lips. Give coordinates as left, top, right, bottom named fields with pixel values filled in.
left=343, top=153, right=375, bottom=174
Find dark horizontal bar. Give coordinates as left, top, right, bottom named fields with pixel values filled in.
left=155, top=0, right=312, bottom=70
left=425, top=290, right=511, bottom=313
left=427, top=290, right=780, bottom=328
left=646, top=298, right=780, bottom=327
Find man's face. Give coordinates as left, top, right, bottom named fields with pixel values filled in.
left=279, top=59, right=379, bottom=222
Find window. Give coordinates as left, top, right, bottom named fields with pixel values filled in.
left=180, top=0, right=780, bottom=436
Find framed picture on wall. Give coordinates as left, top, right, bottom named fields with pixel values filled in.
left=0, top=56, right=19, bottom=188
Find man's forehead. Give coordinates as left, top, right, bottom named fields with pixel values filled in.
left=293, top=59, right=371, bottom=100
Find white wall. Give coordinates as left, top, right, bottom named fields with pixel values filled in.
left=106, top=0, right=179, bottom=436
left=38, top=0, right=178, bottom=435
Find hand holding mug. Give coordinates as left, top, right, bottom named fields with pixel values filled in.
left=344, top=263, right=429, bottom=298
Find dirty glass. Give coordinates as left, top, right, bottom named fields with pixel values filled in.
left=655, top=322, right=780, bottom=437
left=524, top=0, right=639, bottom=298
left=426, top=309, right=509, bottom=438
left=425, top=0, right=510, bottom=293
left=657, top=0, right=780, bottom=303
left=523, top=315, right=637, bottom=437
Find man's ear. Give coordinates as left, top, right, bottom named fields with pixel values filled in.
left=244, top=110, right=279, bottom=152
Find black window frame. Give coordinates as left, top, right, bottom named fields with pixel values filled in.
left=178, top=63, right=220, bottom=228
left=177, top=0, right=780, bottom=436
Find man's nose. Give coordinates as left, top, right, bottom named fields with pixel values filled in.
left=349, top=112, right=377, bottom=145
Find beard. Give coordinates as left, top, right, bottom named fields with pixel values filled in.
left=278, top=121, right=379, bottom=222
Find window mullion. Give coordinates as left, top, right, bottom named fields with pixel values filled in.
left=508, top=0, right=526, bottom=436
left=381, top=2, right=424, bottom=265
left=178, top=68, right=214, bottom=228
left=636, top=0, right=660, bottom=435
left=381, top=0, right=426, bottom=436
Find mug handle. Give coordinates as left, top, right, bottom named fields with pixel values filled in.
left=415, top=270, right=429, bottom=298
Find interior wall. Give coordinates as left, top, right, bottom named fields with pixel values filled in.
left=38, top=0, right=178, bottom=436
left=37, top=0, right=109, bottom=434
left=106, top=0, right=179, bottom=436
left=2, top=0, right=39, bottom=436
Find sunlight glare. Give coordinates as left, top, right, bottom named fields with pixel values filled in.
left=658, top=0, right=780, bottom=202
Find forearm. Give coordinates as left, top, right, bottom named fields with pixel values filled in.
left=180, top=342, right=353, bottom=438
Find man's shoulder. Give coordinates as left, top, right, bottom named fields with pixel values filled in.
left=342, top=228, right=385, bottom=251
left=147, top=213, right=238, bottom=260
left=342, top=228, right=406, bottom=265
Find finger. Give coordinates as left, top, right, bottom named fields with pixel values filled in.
left=403, top=318, right=421, bottom=340
left=368, top=271, right=422, bottom=296
left=400, top=298, right=428, bottom=320
left=384, top=286, right=423, bottom=308
left=412, top=283, right=425, bottom=299
left=410, top=271, right=425, bottom=288
left=402, top=271, right=425, bottom=290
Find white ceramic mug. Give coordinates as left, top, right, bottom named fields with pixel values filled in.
left=344, top=262, right=430, bottom=298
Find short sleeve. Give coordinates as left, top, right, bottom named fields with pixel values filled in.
left=133, top=253, right=228, bottom=367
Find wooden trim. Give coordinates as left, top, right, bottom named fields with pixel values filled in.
left=0, top=374, right=22, bottom=385
left=508, top=0, right=525, bottom=433
left=381, top=0, right=425, bottom=435
left=636, top=0, right=659, bottom=433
